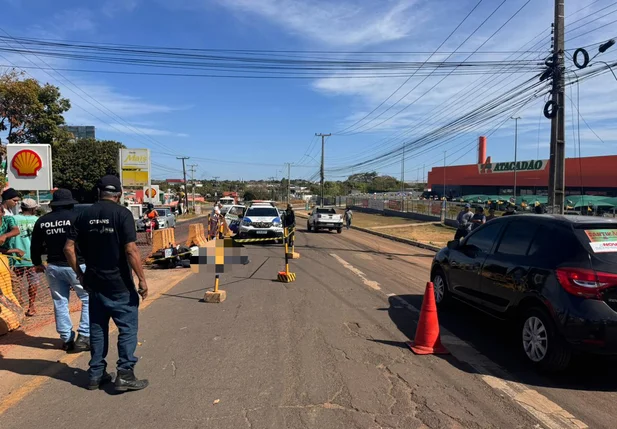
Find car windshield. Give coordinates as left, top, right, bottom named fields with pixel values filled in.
left=156, top=209, right=168, bottom=216
left=247, top=208, right=278, bottom=217
left=316, top=208, right=336, bottom=214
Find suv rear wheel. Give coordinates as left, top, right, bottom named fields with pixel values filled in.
left=431, top=268, right=451, bottom=308
left=520, top=307, right=571, bottom=372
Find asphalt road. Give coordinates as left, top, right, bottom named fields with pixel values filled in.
left=1, top=225, right=615, bottom=428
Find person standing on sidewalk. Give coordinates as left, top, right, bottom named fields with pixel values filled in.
left=455, top=204, right=474, bottom=240
left=12, top=199, right=40, bottom=317
left=1, top=188, right=21, bottom=217
left=64, top=175, right=149, bottom=392
left=344, top=207, right=353, bottom=230
left=31, top=190, right=90, bottom=352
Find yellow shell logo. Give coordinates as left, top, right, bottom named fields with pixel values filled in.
left=145, top=188, right=157, bottom=198
left=11, top=149, right=43, bottom=177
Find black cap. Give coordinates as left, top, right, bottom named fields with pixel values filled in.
left=97, top=175, right=122, bottom=193
left=50, top=188, right=78, bottom=207
left=2, top=188, right=19, bottom=201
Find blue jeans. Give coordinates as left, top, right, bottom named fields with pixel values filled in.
left=45, top=264, right=89, bottom=343
left=88, top=289, right=139, bottom=380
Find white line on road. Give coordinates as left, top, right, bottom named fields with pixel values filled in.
left=329, top=252, right=587, bottom=429
left=330, top=253, right=381, bottom=290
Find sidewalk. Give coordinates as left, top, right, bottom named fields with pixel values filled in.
left=0, top=267, right=193, bottom=409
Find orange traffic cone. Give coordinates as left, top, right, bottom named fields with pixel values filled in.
left=408, top=282, right=449, bottom=355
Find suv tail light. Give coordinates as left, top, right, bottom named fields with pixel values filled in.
left=556, top=268, right=617, bottom=299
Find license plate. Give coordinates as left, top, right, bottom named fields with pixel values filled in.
left=256, top=230, right=268, bottom=235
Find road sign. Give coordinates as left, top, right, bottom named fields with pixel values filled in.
left=6, top=144, right=53, bottom=191
left=143, top=185, right=161, bottom=204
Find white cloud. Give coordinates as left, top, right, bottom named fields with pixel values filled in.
left=212, top=0, right=426, bottom=47
left=101, top=0, right=140, bottom=18
left=95, top=123, right=189, bottom=138
left=52, top=8, right=97, bottom=33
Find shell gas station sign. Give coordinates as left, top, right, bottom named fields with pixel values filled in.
left=6, top=144, right=53, bottom=190
left=143, top=185, right=161, bottom=204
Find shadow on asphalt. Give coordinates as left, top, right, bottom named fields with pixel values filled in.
left=0, top=332, right=64, bottom=350
left=0, top=356, right=91, bottom=389
left=380, top=294, right=617, bottom=392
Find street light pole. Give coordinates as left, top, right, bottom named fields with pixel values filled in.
left=511, top=116, right=521, bottom=203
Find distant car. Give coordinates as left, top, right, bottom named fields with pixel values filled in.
left=238, top=205, right=283, bottom=243
left=73, top=204, right=92, bottom=214
left=307, top=207, right=343, bottom=233
left=155, top=207, right=176, bottom=229
left=431, top=214, right=617, bottom=371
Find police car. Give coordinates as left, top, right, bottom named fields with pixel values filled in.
left=238, top=202, right=284, bottom=243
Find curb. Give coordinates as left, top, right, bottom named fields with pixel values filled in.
left=296, top=213, right=440, bottom=253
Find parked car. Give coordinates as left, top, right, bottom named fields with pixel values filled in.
left=307, top=207, right=343, bottom=233
left=238, top=205, right=283, bottom=243
left=155, top=207, right=176, bottom=229
left=431, top=214, right=617, bottom=371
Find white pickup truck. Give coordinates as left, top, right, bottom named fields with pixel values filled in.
left=307, top=207, right=344, bottom=233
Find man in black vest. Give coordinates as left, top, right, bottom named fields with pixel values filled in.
left=65, top=175, right=149, bottom=392
left=31, top=189, right=90, bottom=353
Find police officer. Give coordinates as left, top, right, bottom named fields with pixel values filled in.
left=64, top=175, right=149, bottom=392
left=31, top=189, right=90, bottom=352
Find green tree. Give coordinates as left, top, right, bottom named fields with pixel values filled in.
left=52, top=138, right=124, bottom=202
left=0, top=70, right=71, bottom=144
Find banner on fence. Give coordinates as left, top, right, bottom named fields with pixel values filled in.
left=387, top=200, right=401, bottom=211
left=368, top=199, right=384, bottom=211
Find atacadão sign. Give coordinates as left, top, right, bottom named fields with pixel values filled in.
left=479, top=159, right=548, bottom=174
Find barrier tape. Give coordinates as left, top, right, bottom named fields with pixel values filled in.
left=233, top=237, right=282, bottom=243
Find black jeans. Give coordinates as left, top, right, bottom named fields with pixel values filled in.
left=88, top=289, right=139, bottom=380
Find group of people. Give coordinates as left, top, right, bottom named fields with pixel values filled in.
left=455, top=203, right=523, bottom=239
left=3, top=176, right=149, bottom=392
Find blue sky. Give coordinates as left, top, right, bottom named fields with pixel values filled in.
left=2, top=0, right=617, bottom=182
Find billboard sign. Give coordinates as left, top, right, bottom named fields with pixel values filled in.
left=479, top=159, right=548, bottom=174
left=119, top=148, right=150, bottom=187
left=6, top=144, right=53, bottom=191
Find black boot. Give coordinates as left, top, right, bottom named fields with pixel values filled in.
left=62, top=339, right=75, bottom=352
left=87, top=372, right=114, bottom=390
left=114, top=369, right=149, bottom=392
left=74, top=334, right=91, bottom=352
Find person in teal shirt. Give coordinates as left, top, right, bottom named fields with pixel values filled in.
left=12, top=198, right=40, bottom=316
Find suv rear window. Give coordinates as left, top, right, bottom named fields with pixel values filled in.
left=574, top=226, right=617, bottom=264
left=316, top=208, right=336, bottom=214
left=247, top=208, right=278, bottom=217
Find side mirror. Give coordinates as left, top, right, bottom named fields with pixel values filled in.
left=447, top=240, right=460, bottom=250
left=237, top=214, right=243, bottom=219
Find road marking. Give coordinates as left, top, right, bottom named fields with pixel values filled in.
left=330, top=253, right=381, bottom=290
left=0, top=270, right=194, bottom=416
left=330, top=254, right=586, bottom=429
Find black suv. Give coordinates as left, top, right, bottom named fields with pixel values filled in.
left=431, top=214, right=617, bottom=371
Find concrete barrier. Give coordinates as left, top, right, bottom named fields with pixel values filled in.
left=152, top=228, right=176, bottom=252
left=186, top=223, right=207, bottom=247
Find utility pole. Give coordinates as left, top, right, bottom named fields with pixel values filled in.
left=189, top=164, right=198, bottom=212
left=443, top=151, right=446, bottom=198
left=177, top=156, right=190, bottom=213
left=547, top=0, right=565, bottom=214
left=316, top=133, right=331, bottom=207
left=401, top=144, right=405, bottom=208
left=511, top=117, right=521, bottom=203
left=284, top=162, right=292, bottom=204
